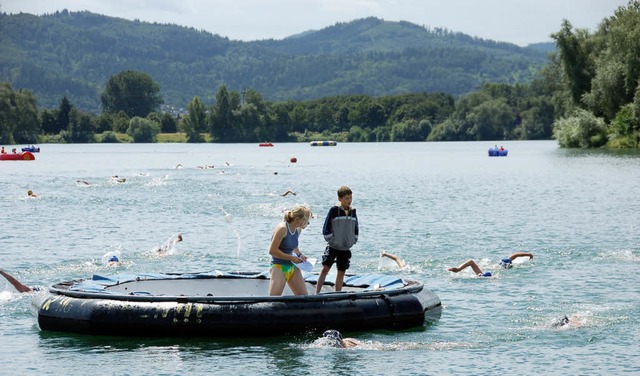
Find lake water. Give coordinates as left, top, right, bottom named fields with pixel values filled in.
left=1, top=141, right=639, bottom=375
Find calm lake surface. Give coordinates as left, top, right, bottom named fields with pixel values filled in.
left=1, top=141, right=639, bottom=375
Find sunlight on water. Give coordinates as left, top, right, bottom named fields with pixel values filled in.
left=595, top=248, right=640, bottom=262
left=0, top=290, right=14, bottom=301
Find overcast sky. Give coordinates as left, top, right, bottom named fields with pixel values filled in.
left=2, top=0, right=630, bottom=46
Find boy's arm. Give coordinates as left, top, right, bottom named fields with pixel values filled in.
left=353, top=208, right=359, bottom=243
left=322, top=207, right=336, bottom=242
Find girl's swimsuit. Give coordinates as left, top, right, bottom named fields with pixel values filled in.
left=272, top=264, right=296, bottom=281
left=271, top=222, right=299, bottom=281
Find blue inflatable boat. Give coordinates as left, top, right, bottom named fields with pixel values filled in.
left=488, top=147, right=508, bottom=156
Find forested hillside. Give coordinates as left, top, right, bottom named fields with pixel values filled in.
left=0, top=11, right=548, bottom=111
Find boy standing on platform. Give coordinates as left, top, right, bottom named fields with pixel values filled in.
left=316, top=186, right=359, bottom=294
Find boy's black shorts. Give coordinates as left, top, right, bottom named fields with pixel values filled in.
left=321, top=247, right=352, bottom=271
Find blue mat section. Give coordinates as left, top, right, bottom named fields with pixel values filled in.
left=344, top=274, right=404, bottom=289
left=304, top=273, right=404, bottom=289
left=68, top=271, right=404, bottom=293
left=70, top=273, right=178, bottom=293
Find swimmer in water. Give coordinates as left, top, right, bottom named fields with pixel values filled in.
left=105, top=255, right=122, bottom=267
left=27, top=189, right=39, bottom=198
left=0, top=269, right=38, bottom=293
left=552, top=314, right=582, bottom=328
left=553, top=315, right=571, bottom=327
left=447, top=252, right=534, bottom=277
left=155, top=234, right=183, bottom=254
left=322, top=330, right=361, bottom=349
left=380, top=250, right=406, bottom=268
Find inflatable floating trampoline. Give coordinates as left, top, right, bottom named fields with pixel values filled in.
left=0, top=151, right=35, bottom=160
left=310, top=140, right=337, bottom=146
left=32, top=271, right=442, bottom=337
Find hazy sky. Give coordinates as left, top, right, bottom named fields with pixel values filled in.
left=2, top=0, right=630, bottom=46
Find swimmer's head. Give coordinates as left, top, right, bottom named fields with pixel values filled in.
left=480, top=272, right=492, bottom=277
left=552, top=315, right=570, bottom=327
left=177, top=234, right=183, bottom=242
left=108, top=255, right=119, bottom=263
left=500, top=258, right=513, bottom=269
left=27, top=190, right=33, bottom=195
left=323, top=329, right=342, bottom=341
left=323, top=330, right=344, bottom=347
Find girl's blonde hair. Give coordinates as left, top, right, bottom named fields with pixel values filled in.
left=284, top=205, right=311, bottom=223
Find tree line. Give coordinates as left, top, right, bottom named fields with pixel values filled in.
left=0, top=69, right=556, bottom=145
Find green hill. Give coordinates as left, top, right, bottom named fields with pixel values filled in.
left=0, top=11, right=549, bottom=111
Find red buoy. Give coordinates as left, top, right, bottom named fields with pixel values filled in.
left=290, top=157, right=297, bottom=163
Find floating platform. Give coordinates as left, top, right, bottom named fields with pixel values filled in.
left=32, top=271, right=442, bottom=337
left=310, top=141, right=337, bottom=146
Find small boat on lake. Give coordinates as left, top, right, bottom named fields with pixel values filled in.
left=0, top=151, right=35, bottom=161
left=259, top=142, right=274, bottom=147
left=32, top=271, right=442, bottom=337
left=310, top=140, right=337, bottom=146
left=21, top=146, right=40, bottom=153
left=488, top=146, right=508, bottom=157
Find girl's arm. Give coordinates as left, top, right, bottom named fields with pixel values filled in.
left=293, top=246, right=307, bottom=261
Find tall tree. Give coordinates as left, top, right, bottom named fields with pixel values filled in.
left=552, top=20, right=597, bottom=106
left=210, top=85, right=235, bottom=142
left=583, top=1, right=640, bottom=121
left=40, top=108, right=58, bottom=135
left=12, top=89, right=40, bottom=143
left=181, top=96, right=206, bottom=143
left=55, top=96, right=72, bottom=134
left=160, top=112, right=178, bottom=133
left=0, top=82, right=18, bottom=144
left=64, top=108, right=95, bottom=143
left=0, top=83, right=40, bottom=144
left=127, top=117, right=160, bottom=143
left=100, top=71, right=163, bottom=118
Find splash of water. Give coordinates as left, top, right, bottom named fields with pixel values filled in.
left=220, top=206, right=242, bottom=258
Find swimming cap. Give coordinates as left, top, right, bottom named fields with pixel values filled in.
left=500, top=258, right=513, bottom=269
left=323, top=330, right=344, bottom=348
left=323, top=330, right=343, bottom=341
left=108, top=255, right=119, bottom=262
left=480, top=272, right=492, bottom=277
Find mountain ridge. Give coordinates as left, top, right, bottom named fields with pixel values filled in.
left=0, top=11, right=550, bottom=111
